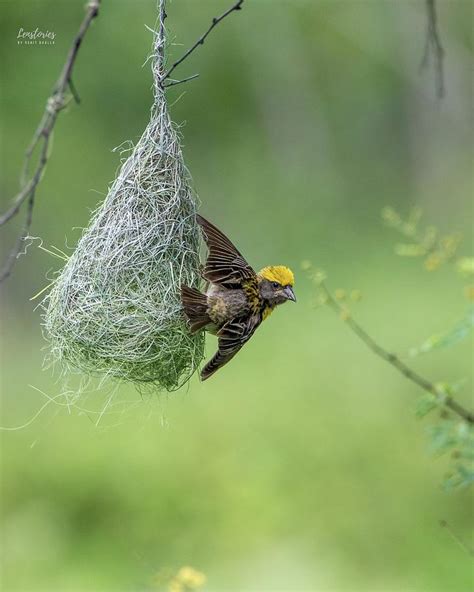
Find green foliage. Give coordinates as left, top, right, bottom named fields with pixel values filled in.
left=415, top=393, right=440, bottom=418
left=427, top=418, right=474, bottom=490
left=305, top=210, right=474, bottom=490
left=409, top=308, right=474, bottom=356
left=383, top=208, right=474, bottom=489
left=382, top=206, right=464, bottom=273
left=411, top=382, right=473, bottom=492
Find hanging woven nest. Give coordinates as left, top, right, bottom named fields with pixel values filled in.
left=43, top=10, right=204, bottom=390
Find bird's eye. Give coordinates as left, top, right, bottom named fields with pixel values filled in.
left=272, top=282, right=280, bottom=289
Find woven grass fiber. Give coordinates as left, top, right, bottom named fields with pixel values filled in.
left=43, top=17, right=204, bottom=390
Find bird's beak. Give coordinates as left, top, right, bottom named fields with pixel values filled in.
left=284, top=286, right=296, bottom=302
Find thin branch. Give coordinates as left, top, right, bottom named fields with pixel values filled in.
left=0, top=0, right=101, bottom=283
left=420, top=0, right=445, bottom=98
left=164, top=73, right=200, bottom=88
left=320, top=283, right=474, bottom=424
left=160, top=0, right=244, bottom=86
left=68, top=78, right=81, bottom=104
left=439, top=520, right=474, bottom=558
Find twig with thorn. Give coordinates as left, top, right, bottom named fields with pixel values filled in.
left=0, top=0, right=100, bottom=283
left=319, top=282, right=474, bottom=424
left=68, top=78, right=81, bottom=104
left=439, top=520, right=474, bottom=558
left=160, top=0, right=244, bottom=87
left=420, top=0, right=445, bottom=98
left=164, top=73, right=200, bottom=88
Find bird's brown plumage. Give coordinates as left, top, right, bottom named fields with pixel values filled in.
left=181, top=215, right=295, bottom=380
left=198, top=215, right=256, bottom=288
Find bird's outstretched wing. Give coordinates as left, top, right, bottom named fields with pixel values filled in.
left=197, top=214, right=256, bottom=287
left=201, top=314, right=261, bottom=380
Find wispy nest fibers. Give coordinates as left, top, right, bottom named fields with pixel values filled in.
left=43, top=80, right=204, bottom=390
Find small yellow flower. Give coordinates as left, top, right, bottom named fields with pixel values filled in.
left=440, top=233, right=462, bottom=258
left=465, top=285, right=474, bottom=301
left=335, top=289, right=346, bottom=301
left=314, top=293, right=328, bottom=307
left=311, top=269, right=327, bottom=285
left=168, top=579, right=184, bottom=592
left=424, top=253, right=442, bottom=271
left=176, top=566, right=207, bottom=589
left=340, top=309, right=351, bottom=321
left=350, top=289, right=362, bottom=302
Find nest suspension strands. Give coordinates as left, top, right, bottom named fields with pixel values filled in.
left=43, top=3, right=204, bottom=390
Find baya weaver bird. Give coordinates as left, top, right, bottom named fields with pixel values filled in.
left=181, top=215, right=296, bottom=380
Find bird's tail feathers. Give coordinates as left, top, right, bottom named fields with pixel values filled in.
left=180, top=285, right=210, bottom=333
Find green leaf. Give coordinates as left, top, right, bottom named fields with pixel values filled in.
left=410, top=308, right=474, bottom=356
left=415, top=394, right=438, bottom=418
left=394, top=243, right=426, bottom=257
left=457, top=464, right=474, bottom=485
left=456, top=257, right=474, bottom=277
left=427, top=422, right=457, bottom=455
left=381, top=206, right=401, bottom=227
left=444, top=464, right=474, bottom=490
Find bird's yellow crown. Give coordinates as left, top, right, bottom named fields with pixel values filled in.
left=258, top=265, right=295, bottom=286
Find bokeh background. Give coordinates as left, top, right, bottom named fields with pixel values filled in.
left=1, top=1, right=473, bottom=590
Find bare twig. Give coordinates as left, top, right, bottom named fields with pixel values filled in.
left=1, top=0, right=244, bottom=283
left=320, top=283, right=474, bottom=424
left=420, top=0, right=445, bottom=98
left=160, top=0, right=244, bottom=87
left=68, top=78, right=81, bottom=104
left=164, top=73, right=200, bottom=88
left=0, top=0, right=101, bottom=283
left=439, top=520, right=474, bottom=558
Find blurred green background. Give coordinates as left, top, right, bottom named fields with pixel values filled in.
left=1, top=1, right=473, bottom=590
